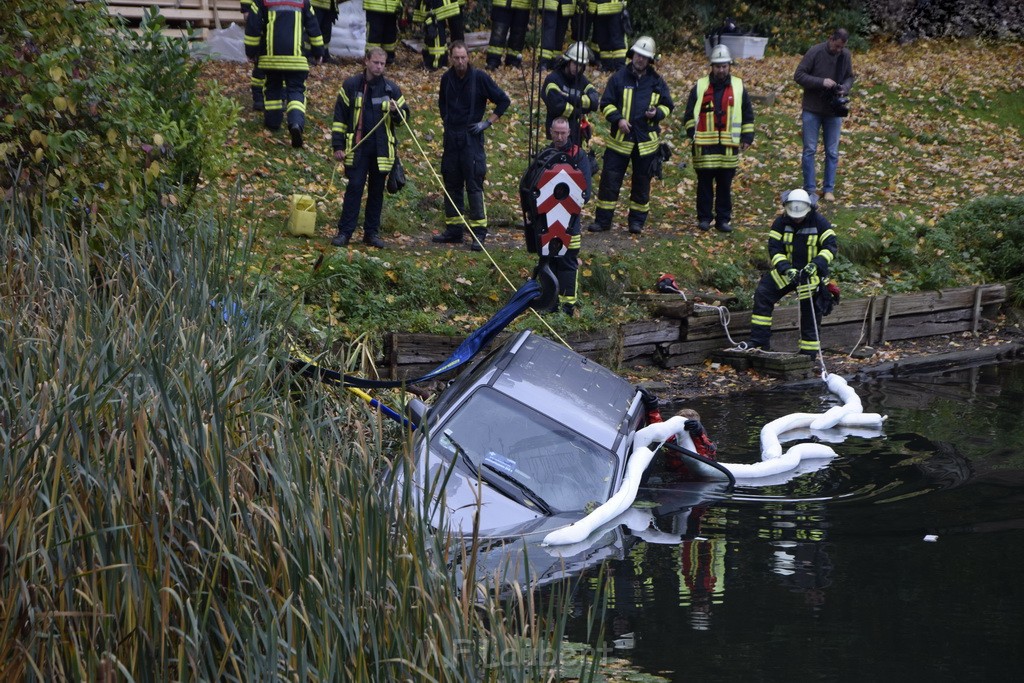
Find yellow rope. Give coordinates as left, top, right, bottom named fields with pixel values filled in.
left=392, top=105, right=570, bottom=348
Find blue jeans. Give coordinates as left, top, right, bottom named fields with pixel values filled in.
left=801, top=110, right=842, bottom=195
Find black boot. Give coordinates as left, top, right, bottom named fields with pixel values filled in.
left=432, top=229, right=463, bottom=244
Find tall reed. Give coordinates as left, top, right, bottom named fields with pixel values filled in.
left=0, top=197, right=595, bottom=681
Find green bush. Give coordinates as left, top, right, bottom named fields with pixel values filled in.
left=939, top=195, right=1024, bottom=305
left=0, top=1, right=238, bottom=228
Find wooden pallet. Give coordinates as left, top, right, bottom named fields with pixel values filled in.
left=80, top=0, right=244, bottom=29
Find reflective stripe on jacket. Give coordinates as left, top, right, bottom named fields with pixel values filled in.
left=599, top=64, right=673, bottom=157
left=767, top=211, right=838, bottom=288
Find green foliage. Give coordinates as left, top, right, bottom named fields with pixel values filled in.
left=0, top=0, right=238, bottom=228
left=939, top=195, right=1024, bottom=305
left=628, top=0, right=871, bottom=53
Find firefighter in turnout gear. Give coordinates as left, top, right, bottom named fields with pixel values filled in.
left=414, top=0, right=466, bottom=71
left=240, top=0, right=266, bottom=111
left=486, top=0, right=532, bottom=70
left=683, top=44, right=755, bottom=233
left=330, top=47, right=409, bottom=249
left=364, top=0, right=402, bottom=64
left=519, top=117, right=592, bottom=315
left=244, top=0, right=324, bottom=148
left=542, top=41, right=599, bottom=148
left=538, top=0, right=579, bottom=71
left=588, top=36, right=673, bottom=235
left=746, top=189, right=839, bottom=356
left=309, top=0, right=338, bottom=62
left=577, top=0, right=628, bottom=72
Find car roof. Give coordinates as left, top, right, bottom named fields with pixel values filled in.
left=485, top=331, right=639, bottom=449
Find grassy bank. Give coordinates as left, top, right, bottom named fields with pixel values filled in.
left=197, top=39, right=1024, bottom=355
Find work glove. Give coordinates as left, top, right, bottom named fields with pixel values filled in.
left=803, top=262, right=818, bottom=277
left=785, top=268, right=799, bottom=282
left=683, top=419, right=705, bottom=437
left=470, top=120, right=492, bottom=135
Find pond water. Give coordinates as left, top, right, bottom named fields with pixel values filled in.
left=563, top=360, right=1024, bottom=682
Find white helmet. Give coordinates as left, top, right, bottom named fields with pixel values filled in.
left=709, top=44, right=733, bottom=65
left=629, top=36, right=657, bottom=60
left=563, top=41, right=593, bottom=66
left=783, top=189, right=812, bottom=219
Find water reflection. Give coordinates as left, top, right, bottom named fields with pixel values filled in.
left=557, top=359, right=1024, bottom=681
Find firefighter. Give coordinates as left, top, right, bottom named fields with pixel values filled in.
left=577, top=0, right=628, bottom=72
left=538, top=0, right=579, bottom=71
left=364, top=0, right=402, bottom=65
left=747, top=189, right=838, bottom=356
left=486, top=0, right=532, bottom=70
left=330, top=47, right=410, bottom=249
left=310, top=0, right=338, bottom=62
left=542, top=41, right=599, bottom=149
left=414, top=0, right=466, bottom=71
left=587, top=35, right=673, bottom=236
left=244, top=0, right=324, bottom=148
left=239, top=0, right=265, bottom=111
left=683, top=44, right=755, bottom=233
left=432, top=41, right=510, bottom=251
left=520, top=117, right=592, bottom=315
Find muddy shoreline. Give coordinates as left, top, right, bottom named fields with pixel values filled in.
left=631, top=315, right=1024, bottom=403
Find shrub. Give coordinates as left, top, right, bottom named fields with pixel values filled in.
left=939, top=195, right=1024, bottom=305
left=0, top=1, right=238, bottom=228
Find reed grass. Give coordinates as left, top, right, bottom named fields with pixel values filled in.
left=0, top=196, right=597, bottom=681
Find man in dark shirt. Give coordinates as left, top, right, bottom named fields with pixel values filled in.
left=432, top=41, right=511, bottom=252
left=794, top=28, right=855, bottom=202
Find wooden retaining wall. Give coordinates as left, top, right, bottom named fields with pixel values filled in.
left=80, top=0, right=245, bottom=31
left=383, top=284, right=1008, bottom=379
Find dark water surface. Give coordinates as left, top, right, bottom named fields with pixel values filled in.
left=564, top=360, right=1024, bottom=682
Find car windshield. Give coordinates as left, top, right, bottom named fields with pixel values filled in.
left=430, top=387, right=618, bottom=513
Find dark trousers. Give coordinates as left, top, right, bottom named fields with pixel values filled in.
left=540, top=10, right=572, bottom=66
left=486, top=7, right=530, bottom=67
left=594, top=147, right=654, bottom=229
left=250, top=64, right=266, bottom=109
left=421, top=2, right=465, bottom=70
left=366, top=10, right=399, bottom=62
left=441, top=130, right=487, bottom=236
left=314, top=7, right=335, bottom=57
left=749, top=271, right=821, bottom=351
left=262, top=70, right=307, bottom=131
left=337, top=149, right=386, bottom=238
left=591, top=13, right=626, bottom=71
left=695, top=167, right=736, bottom=227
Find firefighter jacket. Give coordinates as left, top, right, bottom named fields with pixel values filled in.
left=767, top=210, right=838, bottom=289
left=543, top=66, right=599, bottom=133
left=244, top=0, right=324, bottom=70
left=540, top=0, right=578, bottom=14
left=363, top=0, right=401, bottom=12
left=413, top=0, right=463, bottom=24
left=310, top=0, right=338, bottom=13
left=331, top=73, right=409, bottom=173
left=586, top=0, right=625, bottom=15
left=684, top=74, right=754, bottom=169
left=493, top=0, right=533, bottom=9
left=439, top=65, right=510, bottom=131
left=599, top=64, right=673, bottom=157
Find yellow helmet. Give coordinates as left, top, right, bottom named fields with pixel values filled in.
left=628, top=35, right=658, bottom=61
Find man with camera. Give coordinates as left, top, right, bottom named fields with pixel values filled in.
left=794, top=28, right=855, bottom=203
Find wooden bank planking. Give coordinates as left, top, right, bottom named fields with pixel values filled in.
left=79, top=0, right=244, bottom=29
left=382, top=284, right=1008, bottom=379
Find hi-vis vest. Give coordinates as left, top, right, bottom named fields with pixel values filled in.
left=691, top=75, right=744, bottom=147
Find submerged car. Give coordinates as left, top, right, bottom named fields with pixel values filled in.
left=407, top=329, right=730, bottom=541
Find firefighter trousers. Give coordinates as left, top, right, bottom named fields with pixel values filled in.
left=749, top=271, right=822, bottom=353
left=263, top=70, right=308, bottom=132
left=441, top=130, right=488, bottom=237
left=366, top=10, right=399, bottom=63
left=336, top=148, right=386, bottom=239
left=593, top=147, right=655, bottom=230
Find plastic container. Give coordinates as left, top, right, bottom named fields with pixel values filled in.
left=704, top=35, right=769, bottom=60
left=288, top=194, right=316, bottom=236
